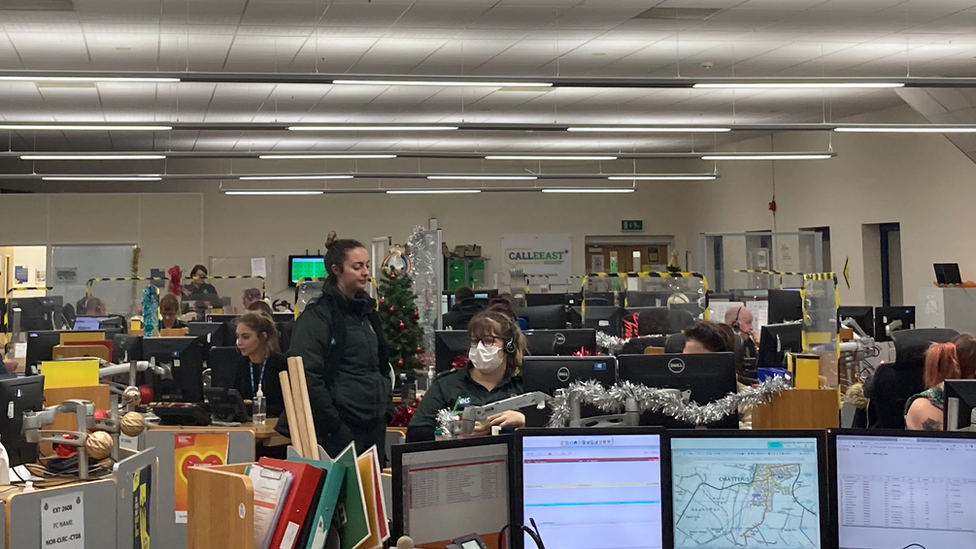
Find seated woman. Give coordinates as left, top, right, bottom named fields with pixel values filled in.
left=182, top=264, right=221, bottom=308
left=159, top=294, right=188, bottom=330
left=682, top=320, right=736, bottom=354
left=232, top=312, right=287, bottom=417
left=408, top=309, right=528, bottom=441
left=905, top=334, right=976, bottom=431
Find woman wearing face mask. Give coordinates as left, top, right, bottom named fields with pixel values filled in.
left=407, top=309, right=529, bottom=442
left=277, top=233, right=394, bottom=462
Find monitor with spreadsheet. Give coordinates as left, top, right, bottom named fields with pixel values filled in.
left=392, top=436, right=512, bottom=549
left=830, top=430, right=976, bottom=549
left=514, top=428, right=669, bottom=549
left=670, top=430, right=827, bottom=549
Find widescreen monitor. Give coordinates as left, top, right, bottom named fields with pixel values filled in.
left=143, top=336, right=206, bottom=402
left=392, top=436, right=512, bottom=549
left=522, top=328, right=596, bottom=356
left=830, top=430, right=976, bottom=549
left=671, top=430, right=827, bottom=549
left=874, top=306, right=915, bottom=342
left=0, top=375, right=45, bottom=467
left=514, top=428, right=669, bottom=549
left=837, top=306, right=874, bottom=338
left=944, top=379, right=976, bottom=431
left=72, top=315, right=109, bottom=331
left=288, top=255, right=326, bottom=287
left=768, top=289, right=803, bottom=324
left=757, top=322, right=804, bottom=368
left=521, top=356, right=617, bottom=427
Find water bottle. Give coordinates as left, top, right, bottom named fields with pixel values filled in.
left=252, top=388, right=267, bottom=425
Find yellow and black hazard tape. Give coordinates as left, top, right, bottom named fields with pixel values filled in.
left=733, top=269, right=807, bottom=277
left=295, top=277, right=375, bottom=286
left=803, top=272, right=837, bottom=283
left=521, top=274, right=554, bottom=295
left=586, top=271, right=705, bottom=279
left=86, top=275, right=268, bottom=296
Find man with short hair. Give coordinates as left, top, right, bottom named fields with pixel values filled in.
left=724, top=305, right=758, bottom=359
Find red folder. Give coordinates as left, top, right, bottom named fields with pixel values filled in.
left=258, top=457, right=324, bottom=549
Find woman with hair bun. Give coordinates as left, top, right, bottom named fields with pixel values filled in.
left=905, top=334, right=976, bottom=431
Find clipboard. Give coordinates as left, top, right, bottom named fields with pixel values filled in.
left=246, top=464, right=294, bottom=549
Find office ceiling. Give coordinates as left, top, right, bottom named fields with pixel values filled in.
left=2, top=0, right=976, bottom=188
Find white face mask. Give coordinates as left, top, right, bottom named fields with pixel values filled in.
left=469, top=342, right=504, bottom=373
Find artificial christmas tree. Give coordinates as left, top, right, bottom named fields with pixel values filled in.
left=377, top=266, right=425, bottom=375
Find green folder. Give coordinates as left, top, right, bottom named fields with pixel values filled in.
left=332, top=443, right=371, bottom=549
left=288, top=456, right=347, bottom=549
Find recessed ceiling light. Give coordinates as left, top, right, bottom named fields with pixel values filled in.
left=567, top=127, right=730, bottom=133
left=0, top=125, right=172, bottom=131
left=386, top=189, right=482, bottom=194
left=834, top=125, right=976, bottom=133
left=485, top=155, right=618, bottom=161
left=239, top=175, right=354, bottom=180
left=701, top=153, right=832, bottom=160
left=288, top=126, right=459, bottom=132
left=0, top=76, right=179, bottom=83
left=42, top=175, right=163, bottom=181
left=333, top=79, right=552, bottom=88
left=225, top=190, right=324, bottom=196
left=541, top=188, right=635, bottom=194
left=693, top=82, right=904, bottom=89
left=608, top=174, right=717, bottom=181
left=258, top=154, right=397, bottom=159
left=21, top=154, right=166, bottom=160
left=427, top=175, right=538, bottom=181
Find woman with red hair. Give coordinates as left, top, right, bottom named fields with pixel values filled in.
left=905, top=334, right=976, bottom=431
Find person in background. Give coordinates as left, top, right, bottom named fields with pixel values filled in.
left=442, top=286, right=484, bottom=330
left=76, top=295, right=107, bottom=316
left=409, top=309, right=528, bottom=441
left=247, top=300, right=274, bottom=318
left=281, top=234, right=393, bottom=461
left=183, top=264, right=220, bottom=307
left=683, top=320, right=736, bottom=354
left=242, top=288, right=262, bottom=310
left=485, top=297, right=519, bottom=324
left=159, top=293, right=187, bottom=330
left=724, top=305, right=758, bottom=359
left=905, top=334, right=976, bottom=431
left=233, top=312, right=286, bottom=417
left=2, top=342, right=17, bottom=375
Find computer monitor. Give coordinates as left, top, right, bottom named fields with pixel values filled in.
left=617, top=353, right=738, bottom=428
left=189, top=322, right=230, bottom=346
left=204, top=314, right=237, bottom=324
left=435, top=330, right=470, bottom=373
left=672, top=430, right=827, bottom=549
left=567, top=292, right=615, bottom=306
left=577, top=305, right=624, bottom=337
left=514, top=428, right=669, bottom=549
left=521, top=356, right=617, bottom=427
left=0, top=375, right=45, bottom=467
left=944, top=379, right=976, bottom=431
left=829, top=429, right=976, bottom=549
left=768, top=289, right=803, bottom=324
left=9, top=296, right=64, bottom=331
left=392, top=436, right=512, bottom=547
left=112, top=333, right=143, bottom=363
left=25, top=330, right=62, bottom=372
left=837, top=306, right=874, bottom=338
left=757, top=322, right=804, bottom=368
left=208, top=346, right=241, bottom=391
left=72, top=315, right=109, bottom=331
left=524, top=293, right=567, bottom=307
left=934, top=263, right=963, bottom=285
left=517, top=305, right=568, bottom=330
left=522, top=328, right=597, bottom=356
left=874, top=306, right=915, bottom=342
left=289, top=255, right=326, bottom=287
left=142, top=336, right=206, bottom=402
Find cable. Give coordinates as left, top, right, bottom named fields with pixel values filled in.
left=901, top=544, right=928, bottom=549
left=498, top=522, right=547, bottom=549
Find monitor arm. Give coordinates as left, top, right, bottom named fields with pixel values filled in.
left=460, top=392, right=548, bottom=435
left=22, top=399, right=100, bottom=480
left=567, top=388, right=690, bottom=428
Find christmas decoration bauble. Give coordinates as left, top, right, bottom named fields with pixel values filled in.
left=398, top=321, right=405, bottom=329
left=85, top=430, right=113, bottom=460
left=54, top=433, right=77, bottom=458
left=397, top=359, right=404, bottom=367
left=123, top=386, right=142, bottom=407
left=413, top=310, right=419, bottom=318
left=379, top=297, right=385, bottom=305
left=416, top=346, right=423, bottom=354
left=389, top=306, right=396, bottom=313
left=120, top=412, right=147, bottom=437
left=389, top=272, right=397, bottom=279
left=138, top=385, right=154, bottom=404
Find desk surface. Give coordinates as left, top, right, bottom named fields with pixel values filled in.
left=149, top=417, right=281, bottom=441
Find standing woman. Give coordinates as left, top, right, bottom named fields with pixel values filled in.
left=279, top=234, right=393, bottom=460
left=233, top=312, right=287, bottom=417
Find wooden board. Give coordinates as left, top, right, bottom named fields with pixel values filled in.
left=279, top=369, right=304, bottom=457
left=52, top=344, right=110, bottom=363
left=187, top=464, right=254, bottom=549
left=751, top=388, right=840, bottom=430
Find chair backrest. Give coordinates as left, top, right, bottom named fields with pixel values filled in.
left=636, top=307, right=670, bottom=336
left=664, top=333, right=686, bottom=353
left=667, top=309, right=696, bottom=333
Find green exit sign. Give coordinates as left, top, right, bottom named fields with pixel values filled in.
left=621, top=220, right=643, bottom=232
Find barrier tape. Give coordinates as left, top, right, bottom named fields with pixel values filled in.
left=85, top=275, right=267, bottom=297
left=580, top=272, right=710, bottom=319
left=733, top=269, right=807, bottom=277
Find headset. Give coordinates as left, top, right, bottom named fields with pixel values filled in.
left=731, top=306, right=742, bottom=332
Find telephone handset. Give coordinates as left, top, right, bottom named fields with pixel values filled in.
left=446, top=534, right=489, bottom=549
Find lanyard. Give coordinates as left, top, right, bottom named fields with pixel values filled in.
left=249, top=358, right=268, bottom=396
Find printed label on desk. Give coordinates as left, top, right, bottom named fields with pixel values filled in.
left=41, top=490, right=85, bottom=549
left=120, top=435, right=139, bottom=451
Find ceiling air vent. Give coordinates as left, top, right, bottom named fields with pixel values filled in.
left=633, top=7, right=723, bottom=21
left=0, top=0, right=74, bottom=11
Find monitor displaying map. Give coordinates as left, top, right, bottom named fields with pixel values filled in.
left=670, top=433, right=826, bottom=549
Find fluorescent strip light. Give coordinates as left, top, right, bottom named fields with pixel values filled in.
left=427, top=175, right=537, bottom=181
left=42, top=175, right=162, bottom=181
left=386, top=189, right=482, bottom=195
left=486, top=155, right=618, bottom=161
left=0, top=125, right=171, bottom=131
left=835, top=126, right=976, bottom=133
left=21, top=154, right=166, bottom=160
left=239, top=175, right=354, bottom=181
left=288, top=126, right=458, bottom=132
left=258, top=154, right=397, bottom=159
left=693, top=82, right=904, bottom=89
left=568, top=127, right=730, bottom=133
left=541, top=188, right=635, bottom=194
left=0, top=76, right=179, bottom=83
left=701, top=154, right=832, bottom=160
left=225, top=190, right=324, bottom=196
left=333, top=79, right=552, bottom=88
left=608, top=174, right=716, bottom=181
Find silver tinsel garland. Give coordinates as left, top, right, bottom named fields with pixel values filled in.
left=547, top=376, right=792, bottom=427
left=596, top=331, right=629, bottom=353
left=408, top=226, right=439, bottom=373
left=436, top=409, right=460, bottom=439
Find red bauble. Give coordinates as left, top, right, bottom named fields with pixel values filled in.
left=389, top=306, right=396, bottom=313
left=389, top=272, right=397, bottom=279
left=416, top=346, right=423, bottom=354
left=94, top=409, right=109, bottom=420
left=379, top=297, right=385, bottom=305
left=397, top=358, right=404, bottom=367
left=413, top=310, right=419, bottom=318
left=398, top=321, right=405, bottom=329
left=53, top=433, right=78, bottom=458
left=138, top=384, right=154, bottom=405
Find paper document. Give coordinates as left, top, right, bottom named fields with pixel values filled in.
left=251, top=258, right=268, bottom=278
left=247, top=464, right=294, bottom=549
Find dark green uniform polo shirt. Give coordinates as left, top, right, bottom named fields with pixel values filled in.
left=409, top=366, right=524, bottom=429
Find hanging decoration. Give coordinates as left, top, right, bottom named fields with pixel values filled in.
left=407, top=227, right=439, bottom=373
left=167, top=265, right=182, bottom=297
left=389, top=395, right=423, bottom=428
left=142, top=285, right=160, bottom=337
left=382, top=244, right=412, bottom=273
left=451, top=353, right=468, bottom=370
left=546, top=376, right=792, bottom=428
left=129, top=247, right=141, bottom=318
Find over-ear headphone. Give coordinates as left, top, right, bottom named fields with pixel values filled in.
left=731, top=307, right=742, bottom=332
